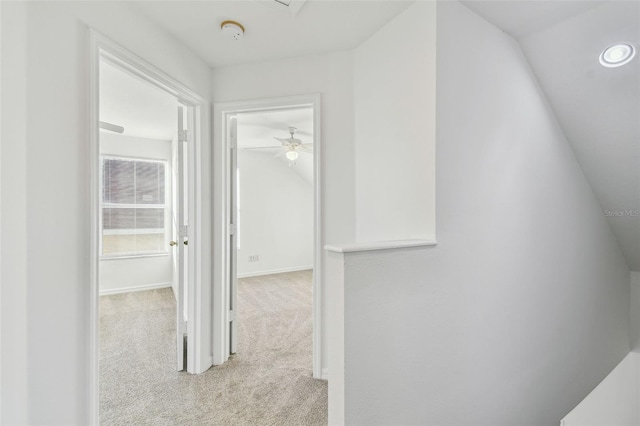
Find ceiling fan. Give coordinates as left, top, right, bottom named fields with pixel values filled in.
left=274, top=126, right=312, bottom=162
left=242, top=126, right=312, bottom=164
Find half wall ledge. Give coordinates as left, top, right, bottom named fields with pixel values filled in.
left=324, top=239, right=437, bottom=253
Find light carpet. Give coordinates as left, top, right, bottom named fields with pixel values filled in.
left=100, top=270, right=327, bottom=425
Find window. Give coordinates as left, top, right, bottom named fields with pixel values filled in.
left=101, top=156, right=168, bottom=257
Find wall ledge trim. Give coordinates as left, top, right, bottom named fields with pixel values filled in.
left=324, top=239, right=437, bottom=253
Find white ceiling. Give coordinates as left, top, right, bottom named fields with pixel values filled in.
left=126, top=0, right=639, bottom=269
left=130, top=0, right=413, bottom=68
left=464, top=0, right=640, bottom=270
left=237, top=107, right=314, bottom=184
left=100, top=60, right=179, bottom=140
left=461, top=1, right=605, bottom=39
left=237, top=107, right=313, bottom=149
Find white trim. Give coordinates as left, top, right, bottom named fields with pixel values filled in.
left=88, top=27, right=100, bottom=426
left=102, top=229, right=165, bottom=235
left=321, top=368, right=329, bottom=381
left=0, top=2, right=3, bottom=419
left=99, top=282, right=172, bottom=296
left=99, top=151, right=170, bottom=162
left=312, top=96, right=323, bottom=380
left=237, top=265, right=313, bottom=279
left=99, top=155, right=170, bottom=258
left=214, top=94, right=323, bottom=379
left=324, top=239, right=438, bottom=253
left=97, top=43, right=203, bottom=106
left=88, top=29, right=209, bottom=426
left=100, top=252, right=169, bottom=261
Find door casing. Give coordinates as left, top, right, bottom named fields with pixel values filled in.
left=88, top=29, right=210, bottom=425
left=213, top=95, right=323, bottom=379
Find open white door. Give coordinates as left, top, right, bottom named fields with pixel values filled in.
left=172, top=105, right=188, bottom=371
left=228, top=115, right=238, bottom=355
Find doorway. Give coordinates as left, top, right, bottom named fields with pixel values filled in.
left=214, top=96, right=323, bottom=378
left=97, top=52, right=190, bottom=420
left=88, top=31, right=209, bottom=423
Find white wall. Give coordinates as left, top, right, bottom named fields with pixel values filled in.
left=211, top=51, right=354, bottom=373
left=633, top=271, right=640, bottom=353
left=353, top=1, right=436, bottom=243
left=99, top=133, right=173, bottom=294
left=0, top=2, right=211, bottom=423
left=326, top=251, right=346, bottom=426
left=562, top=353, right=640, bottom=426
left=561, top=258, right=640, bottom=426
left=0, top=3, right=28, bottom=423
left=564, top=268, right=640, bottom=426
left=236, top=150, right=313, bottom=277
left=334, top=2, right=631, bottom=424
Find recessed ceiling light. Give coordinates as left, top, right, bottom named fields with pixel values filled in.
left=599, top=43, right=636, bottom=67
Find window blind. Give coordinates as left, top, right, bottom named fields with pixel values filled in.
left=101, top=157, right=167, bottom=257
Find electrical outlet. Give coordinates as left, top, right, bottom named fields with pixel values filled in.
left=248, top=255, right=260, bottom=262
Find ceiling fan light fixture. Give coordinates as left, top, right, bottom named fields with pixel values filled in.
left=286, top=150, right=299, bottom=161
left=599, top=43, right=636, bottom=67
left=221, top=20, right=245, bottom=41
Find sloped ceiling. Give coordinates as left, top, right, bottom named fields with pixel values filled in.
left=129, top=0, right=639, bottom=270
left=100, top=60, right=178, bottom=140
left=461, top=1, right=605, bottom=39
left=237, top=107, right=314, bottom=184
left=462, top=0, right=640, bottom=270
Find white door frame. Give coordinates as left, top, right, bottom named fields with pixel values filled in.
left=213, top=95, right=323, bottom=379
left=88, top=30, right=210, bottom=424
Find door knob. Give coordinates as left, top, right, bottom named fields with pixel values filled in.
left=169, top=241, right=177, bottom=247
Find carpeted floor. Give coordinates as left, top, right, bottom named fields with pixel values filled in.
left=99, top=270, right=327, bottom=425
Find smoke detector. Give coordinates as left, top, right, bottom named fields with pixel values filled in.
left=221, top=20, right=244, bottom=41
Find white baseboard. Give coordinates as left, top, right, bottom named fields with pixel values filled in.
left=99, top=281, right=172, bottom=296
left=237, top=265, right=313, bottom=279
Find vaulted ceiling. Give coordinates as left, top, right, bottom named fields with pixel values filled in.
left=100, top=59, right=178, bottom=140
left=100, top=61, right=315, bottom=182
left=127, top=0, right=639, bottom=270
left=463, top=0, right=640, bottom=270
left=237, top=107, right=314, bottom=184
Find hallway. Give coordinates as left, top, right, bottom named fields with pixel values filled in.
left=99, top=270, right=326, bottom=425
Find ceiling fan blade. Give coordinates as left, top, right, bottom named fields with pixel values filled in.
left=299, top=146, right=313, bottom=153
left=241, top=146, right=281, bottom=150
left=100, top=121, right=124, bottom=134
left=274, top=136, right=304, bottom=145
left=300, top=143, right=313, bottom=148
left=274, top=137, right=289, bottom=145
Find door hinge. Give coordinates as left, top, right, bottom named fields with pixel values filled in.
left=229, top=310, right=236, bottom=322
left=179, top=320, right=188, bottom=334
left=179, top=130, right=192, bottom=143
left=228, top=139, right=237, bottom=150
left=228, top=223, right=237, bottom=236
